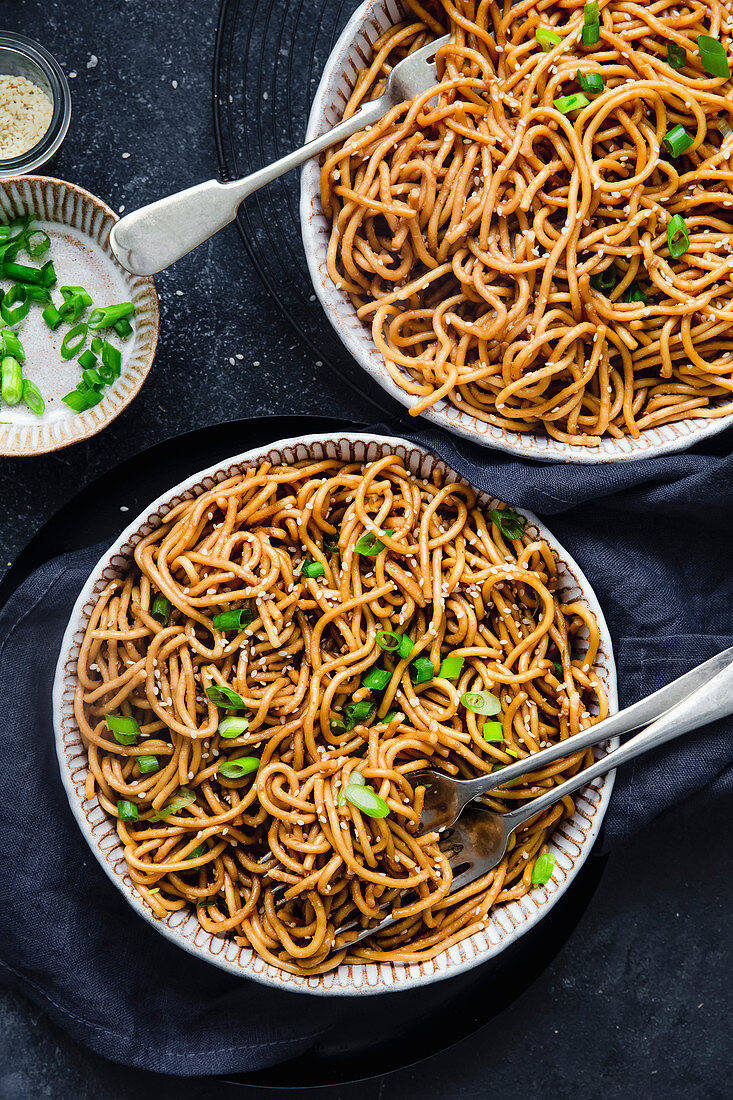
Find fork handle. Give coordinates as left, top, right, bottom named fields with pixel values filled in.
left=453, top=645, right=733, bottom=804
left=109, top=93, right=388, bottom=276
left=503, top=657, right=733, bottom=831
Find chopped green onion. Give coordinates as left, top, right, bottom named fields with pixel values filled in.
left=363, top=666, right=392, bottom=690
left=218, top=716, right=249, bottom=738
left=105, top=713, right=140, bottom=745
left=101, top=340, right=122, bottom=378
left=323, top=532, right=340, bottom=554
left=553, top=660, right=563, bottom=677
left=61, top=386, right=100, bottom=412
left=584, top=1, right=599, bottom=23
left=489, top=506, right=526, bottom=540
left=22, top=379, right=45, bottom=416
left=1, top=330, right=24, bottom=360
left=590, top=264, right=617, bottom=291
left=376, top=630, right=402, bottom=652
left=41, top=302, right=62, bottom=330
left=57, top=292, right=91, bottom=324
left=343, top=783, right=390, bottom=818
left=1, top=284, right=29, bottom=325
left=338, top=770, right=365, bottom=806
left=667, top=214, right=690, bottom=258
left=667, top=43, right=686, bottom=69
left=354, top=527, right=393, bottom=556
left=82, top=367, right=103, bottom=391
left=505, top=747, right=518, bottom=758
left=535, top=27, right=561, bottom=51
left=40, top=260, right=56, bottom=287
left=439, top=654, right=464, bottom=680
left=410, top=657, right=435, bottom=684
left=581, top=23, right=600, bottom=46
left=622, top=282, right=647, bottom=303
left=149, top=788, right=196, bottom=821
left=206, top=684, right=247, bottom=709
left=212, top=607, right=253, bottom=631
left=483, top=721, right=504, bottom=742
left=531, top=851, right=556, bottom=885
left=2, top=259, right=46, bottom=285
left=698, top=34, right=730, bottom=78
left=137, top=755, right=159, bottom=774
left=60, top=284, right=92, bottom=304
left=301, top=559, right=325, bottom=578
left=185, top=843, right=207, bottom=859
left=78, top=348, right=98, bottom=371
left=117, top=800, right=139, bottom=821
left=20, top=284, right=50, bottom=303
left=88, top=301, right=135, bottom=329
left=576, top=69, right=603, bottom=94
left=60, top=322, right=88, bottom=360
left=554, top=92, right=590, bottom=114
left=382, top=710, right=403, bottom=724
left=151, top=594, right=171, bottom=625
left=219, top=756, right=259, bottom=779
left=26, top=229, right=50, bottom=257
left=113, top=316, right=133, bottom=338
left=461, top=690, right=501, bottom=715
left=343, top=699, right=375, bottom=728
left=663, top=124, right=694, bottom=157
left=1, top=357, right=23, bottom=406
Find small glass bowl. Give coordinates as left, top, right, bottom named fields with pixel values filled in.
left=0, top=31, right=71, bottom=177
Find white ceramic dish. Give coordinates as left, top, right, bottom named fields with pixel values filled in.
left=300, top=0, right=733, bottom=464
left=0, top=176, right=159, bottom=456
left=53, top=431, right=618, bottom=996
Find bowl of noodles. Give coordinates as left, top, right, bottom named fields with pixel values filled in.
left=300, top=0, right=733, bottom=462
left=53, top=431, right=617, bottom=995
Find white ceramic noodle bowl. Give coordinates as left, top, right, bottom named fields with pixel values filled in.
left=299, top=0, right=733, bottom=464
left=53, top=432, right=618, bottom=996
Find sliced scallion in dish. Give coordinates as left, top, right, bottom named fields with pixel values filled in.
left=137, top=755, right=159, bottom=774
left=212, top=608, right=253, bottom=631
left=301, top=559, right=325, bottom=578
left=206, top=684, right=247, bottom=709
left=488, top=506, right=526, bottom=540
left=0, top=357, right=23, bottom=406
left=483, top=721, right=504, bottom=742
left=151, top=594, right=171, bottom=625
left=667, top=42, right=686, bottom=69
left=363, top=666, right=392, bottom=690
left=410, top=657, right=435, bottom=684
left=590, top=264, right=617, bottom=290
left=698, top=34, right=730, bottom=78
left=186, top=843, right=206, bottom=859
left=622, top=282, right=647, bottom=303
left=1, top=330, right=24, bottom=360
left=88, top=301, right=135, bottom=329
left=531, top=851, right=556, bottom=885
left=554, top=92, right=590, bottom=114
left=343, top=783, right=390, bottom=818
left=149, top=788, right=196, bottom=821
left=576, top=69, right=603, bottom=94
left=105, top=713, right=140, bottom=744
left=117, top=800, right=139, bottom=821
left=535, top=27, right=561, bottom=51
left=26, top=229, right=50, bottom=257
left=667, top=214, right=690, bottom=257
left=461, top=690, right=501, bottom=715
left=218, top=716, right=249, bottom=738
left=439, top=654, right=464, bottom=680
left=60, top=322, right=88, bottom=360
left=219, top=756, right=259, bottom=779
left=22, top=378, right=44, bottom=416
left=355, top=527, right=393, bottom=555
left=1, top=284, right=30, bottom=325
left=663, top=124, right=694, bottom=157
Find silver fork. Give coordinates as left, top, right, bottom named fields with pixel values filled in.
left=335, top=653, right=733, bottom=949
left=109, top=34, right=450, bottom=277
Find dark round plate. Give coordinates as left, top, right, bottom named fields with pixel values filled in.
left=0, top=414, right=607, bottom=1089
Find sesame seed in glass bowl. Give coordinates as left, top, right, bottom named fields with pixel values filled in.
left=0, top=31, right=71, bottom=177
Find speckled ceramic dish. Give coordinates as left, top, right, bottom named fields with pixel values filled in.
left=53, top=431, right=618, bottom=996
left=0, top=176, right=158, bottom=456
left=300, top=0, right=733, bottom=464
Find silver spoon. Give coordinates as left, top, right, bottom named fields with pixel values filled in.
left=338, top=652, right=733, bottom=948
left=109, top=34, right=450, bottom=277
left=413, top=645, right=733, bottom=833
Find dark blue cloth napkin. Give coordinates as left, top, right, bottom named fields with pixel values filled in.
left=1, top=429, right=732, bottom=1076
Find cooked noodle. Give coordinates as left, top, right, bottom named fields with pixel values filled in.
left=321, top=0, right=733, bottom=446
left=76, top=454, right=607, bottom=973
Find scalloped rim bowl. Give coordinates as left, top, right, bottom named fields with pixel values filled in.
left=299, top=0, right=733, bottom=464
left=0, top=176, right=159, bottom=456
left=53, top=431, right=618, bottom=996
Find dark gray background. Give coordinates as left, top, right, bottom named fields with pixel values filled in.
left=0, top=2, right=730, bottom=1097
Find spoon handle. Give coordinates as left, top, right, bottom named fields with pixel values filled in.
left=503, top=656, right=733, bottom=831
left=456, top=645, right=733, bottom=803
left=108, top=94, right=388, bottom=277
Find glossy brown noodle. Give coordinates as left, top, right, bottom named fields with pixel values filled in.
left=321, top=0, right=733, bottom=446
left=75, top=455, right=607, bottom=974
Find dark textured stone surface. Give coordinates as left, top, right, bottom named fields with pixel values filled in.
left=0, top=2, right=730, bottom=1098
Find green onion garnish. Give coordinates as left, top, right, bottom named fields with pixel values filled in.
left=337, top=770, right=365, bottom=806
left=382, top=710, right=403, bottom=724
left=343, top=783, right=390, bottom=818
left=667, top=214, right=690, bottom=258
left=698, top=34, right=730, bottom=78
left=1, top=357, right=23, bottom=406
left=1, top=285, right=29, bottom=325
left=590, top=264, right=617, bottom=291
left=26, top=229, right=50, bottom=257
left=60, top=322, right=88, bottom=360
left=554, top=92, right=590, bottom=114
left=1, top=330, right=24, bottom=360
left=88, top=301, right=135, bottom=330
left=483, top=721, right=504, bottom=742
left=149, top=788, right=196, bottom=821
left=114, top=317, right=133, bottom=338
left=439, top=654, right=464, bottom=680
left=151, top=594, right=171, bottom=625
left=531, top=851, right=556, bottom=885
left=42, top=302, right=62, bottom=330
left=323, top=532, right=340, bottom=555
left=363, top=666, right=392, bottom=690
left=488, top=506, right=526, bottom=540
left=535, top=27, right=561, bottom=51
left=581, top=23, right=600, bottom=46
left=576, top=69, right=603, bottom=94
left=106, top=713, right=140, bottom=744
left=101, top=340, right=122, bottom=379
left=22, top=379, right=44, bottom=416
left=461, top=690, right=501, bottom=715
left=355, top=527, right=393, bottom=556
left=375, top=630, right=413, bottom=658
left=78, top=348, right=98, bottom=372
left=301, top=559, right=325, bottom=578
left=212, top=608, right=253, bottom=631
left=218, top=756, right=259, bottom=779
left=137, top=755, right=159, bottom=774
left=82, top=367, right=102, bottom=391
left=343, top=699, right=375, bottom=727
left=186, top=843, right=207, bottom=859
left=410, top=657, right=435, bottom=684
left=218, top=716, right=249, bottom=738
left=667, top=43, right=686, bottom=69
left=40, top=259, right=56, bottom=287
left=663, top=124, right=694, bottom=157
left=61, top=386, right=100, bottom=412
left=117, top=800, right=139, bottom=822
left=622, top=282, right=647, bottom=303
left=553, top=660, right=563, bottom=677
left=2, top=259, right=47, bottom=285
left=584, top=1, right=599, bottom=22
left=206, top=684, right=247, bottom=709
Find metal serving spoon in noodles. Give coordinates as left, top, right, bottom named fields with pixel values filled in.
left=108, top=34, right=449, bottom=276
